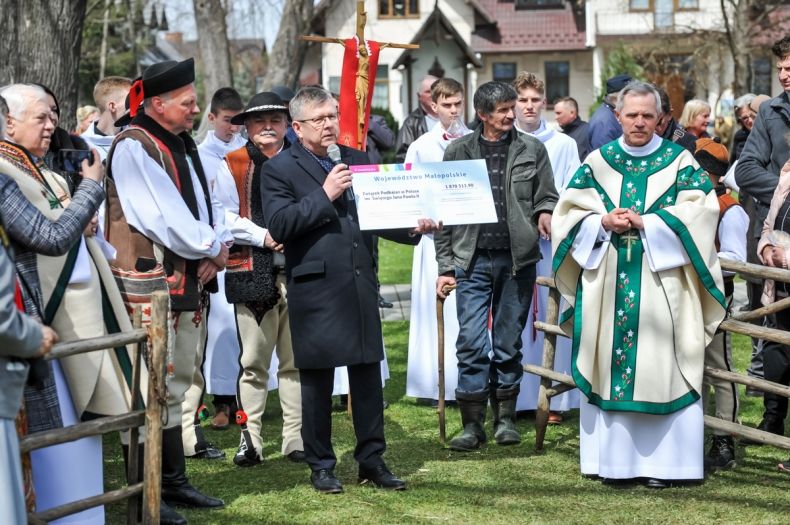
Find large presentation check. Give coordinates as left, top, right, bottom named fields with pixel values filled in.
left=351, top=159, right=498, bottom=230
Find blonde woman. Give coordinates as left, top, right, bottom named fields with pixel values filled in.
left=679, top=98, right=712, bottom=139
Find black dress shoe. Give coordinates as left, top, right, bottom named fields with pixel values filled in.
left=162, top=482, right=225, bottom=508
left=160, top=501, right=187, bottom=525
left=378, top=296, right=394, bottom=308
left=310, top=469, right=343, bottom=494
left=358, top=463, right=406, bottom=490
left=189, top=442, right=226, bottom=460
left=287, top=450, right=306, bottom=463
left=233, top=442, right=262, bottom=468
left=601, top=477, right=637, bottom=488
left=642, top=477, right=669, bottom=489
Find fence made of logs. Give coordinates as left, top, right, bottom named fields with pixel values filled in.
left=25, top=291, right=169, bottom=525
left=525, top=258, right=790, bottom=451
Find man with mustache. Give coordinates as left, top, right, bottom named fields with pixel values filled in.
left=215, top=92, right=305, bottom=467
left=435, top=81, right=558, bottom=451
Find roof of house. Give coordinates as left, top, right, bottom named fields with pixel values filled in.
left=472, top=0, right=586, bottom=53
left=392, top=6, right=483, bottom=69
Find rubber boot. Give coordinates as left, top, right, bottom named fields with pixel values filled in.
left=449, top=391, right=488, bottom=451
left=161, top=426, right=224, bottom=509
left=493, top=387, right=520, bottom=445
left=123, top=443, right=187, bottom=525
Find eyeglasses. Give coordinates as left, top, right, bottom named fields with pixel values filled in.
left=297, top=113, right=339, bottom=127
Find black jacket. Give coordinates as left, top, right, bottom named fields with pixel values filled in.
left=560, top=117, right=591, bottom=161
left=395, top=106, right=429, bottom=163
left=261, top=143, right=419, bottom=369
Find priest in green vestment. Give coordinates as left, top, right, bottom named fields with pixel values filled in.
left=551, top=81, right=727, bottom=487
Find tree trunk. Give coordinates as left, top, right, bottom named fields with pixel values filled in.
left=192, top=0, right=234, bottom=109
left=729, top=0, right=753, bottom=95
left=262, top=0, right=314, bottom=90
left=0, top=0, right=88, bottom=132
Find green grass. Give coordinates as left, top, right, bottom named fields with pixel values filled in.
left=377, top=239, right=414, bottom=284
left=102, top=326, right=790, bottom=524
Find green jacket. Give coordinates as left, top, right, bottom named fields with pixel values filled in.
left=434, top=127, right=558, bottom=275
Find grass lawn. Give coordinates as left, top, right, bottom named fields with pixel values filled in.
left=101, top=325, right=790, bottom=524
left=377, top=239, right=414, bottom=284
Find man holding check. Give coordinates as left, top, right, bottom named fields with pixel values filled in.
left=434, top=81, right=558, bottom=451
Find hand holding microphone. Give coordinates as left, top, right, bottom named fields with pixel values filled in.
left=323, top=143, right=355, bottom=202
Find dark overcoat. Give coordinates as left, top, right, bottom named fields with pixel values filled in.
left=261, top=143, right=418, bottom=369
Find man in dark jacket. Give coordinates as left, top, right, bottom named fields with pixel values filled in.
left=434, top=81, right=558, bottom=452
left=554, top=96, right=591, bottom=160
left=736, top=36, right=790, bottom=445
left=588, top=74, right=631, bottom=150
left=394, top=75, right=438, bottom=162
left=654, top=85, right=697, bottom=154
left=262, top=86, right=440, bottom=494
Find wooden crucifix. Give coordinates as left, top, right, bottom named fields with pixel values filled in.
left=301, top=0, right=419, bottom=150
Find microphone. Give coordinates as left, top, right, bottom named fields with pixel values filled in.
left=327, top=143, right=354, bottom=202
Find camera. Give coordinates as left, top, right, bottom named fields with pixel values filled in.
left=54, top=149, right=94, bottom=174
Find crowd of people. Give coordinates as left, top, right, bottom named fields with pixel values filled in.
left=4, top=34, right=790, bottom=524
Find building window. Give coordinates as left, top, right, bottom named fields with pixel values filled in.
left=515, top=0, right=564, bottom=9
left=629, top=0, right=699, bottom=11
left=545, top=61, right=570, bottom=104
left=379, top=0, right=419, bottom=18
left=372, top=64, right=390, bottom=109
left=493, top=62, right=517, bottom=83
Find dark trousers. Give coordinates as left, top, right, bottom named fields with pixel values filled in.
left=454, top=249, right=535, bottom=396
left=763, top=308, right=790, bottom=422
left=300, top=362, right=385, bottom=471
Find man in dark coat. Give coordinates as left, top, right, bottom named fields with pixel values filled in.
left=394, top=75, right=439, bottom=162
left=554, top=96, right=591, bottom=160
left=262, top=86, right=440, bottom=494
left=588, top=74, right=631, bottom=150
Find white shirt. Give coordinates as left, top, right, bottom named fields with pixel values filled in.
left=112, top=138, right=225, bottom=260
left=404, top=121, right=471, bottom=164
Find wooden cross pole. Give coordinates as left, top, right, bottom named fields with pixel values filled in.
left=300, top=0, right=419, bottom=149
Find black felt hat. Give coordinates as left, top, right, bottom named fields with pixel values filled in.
left=606, top=74, right=633, bottom=95
left=230, top=92, right=288, bottom=125
left=271, top=85, right=295, bottom=103
left=127, top=58, right=195, bottom=119
left=114, top=77, right=143, bottom=127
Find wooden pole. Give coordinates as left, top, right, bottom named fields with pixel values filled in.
left=535, top=287, right=561, bottom=451
left=732, top=295, right=790, bottom=323
left=30, top=483, right=144, bottom=523
left=127, top=306, right=143, bottom=525
left=437, top=294, right=446, bottom=444
left=46, top=328, right=148, bottom=360
left=142, top=291, right=168, bottom=525
left=298, top=35, right=419, bottom=49
left=19, top=412, right=145, bottom=453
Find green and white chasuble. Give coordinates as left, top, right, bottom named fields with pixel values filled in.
left=551, top=135, right=727, bottom=479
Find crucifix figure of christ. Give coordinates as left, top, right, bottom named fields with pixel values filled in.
left=301, top=0, right=419, bottom=150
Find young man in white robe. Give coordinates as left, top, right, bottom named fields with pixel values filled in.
left=81, top=76, right=132, bottom=162
left=405, top=77, right=471, bottom=403
left=551, top=81, right=726, bottom=488
left=197, top=87, right=247, bottom=430
left=512, top=71, right=581, bottom=420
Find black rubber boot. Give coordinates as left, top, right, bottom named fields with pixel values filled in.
left=123, top=443, right=187, bottom=525
left=492, top=387, right=520, bottom=445
left=704, top=435, right=736, bottom=471
left=161, top=426, right=225, bottom=509
left=449, top=391, right=488, bottom=451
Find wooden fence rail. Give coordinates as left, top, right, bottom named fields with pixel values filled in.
left=24, top=291, right=169, bottom=525
left=527, top=258, right=790, bottom=452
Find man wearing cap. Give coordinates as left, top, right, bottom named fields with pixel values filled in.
left=588, top=74, right=631, bottom=150
left=106, top=58, right=228, bottom=522
left=694, top=137, right=747, bottom=470
left=216, top=92, right=305, bottom=468
left=262, top=85, right=441, bottom=494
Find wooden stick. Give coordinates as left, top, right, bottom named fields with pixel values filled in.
left=523, top=364, right=575, bottom=388
left=719, top=257, right=790, bottom=282
left=437, top=294, right=446, bottom=444
left=532, top=320, right=569, bottom=338
left=19, top=411, right=145, bottom=453
left=545, top=383, right=576, bottom=399
left=127, top=307, right=143, bottom=525
left=298, top=34, right=420, bottom=49
left=704, top=366, right=790, bottom=397
left=704, top=415, right=790, bottom=449
left=46, top=328, right=147, bottom=360
left=719, top=318, right=790, bottom=345
left=535, top=287, right=561, bottom=451
left=28, top=483, right=144, bottom=523
left=733, top=295, right=790, bottom=323
left=143, top=291, right=168, bottom=525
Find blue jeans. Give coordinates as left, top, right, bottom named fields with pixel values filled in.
left=454, top=249, right=535, bottom=397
